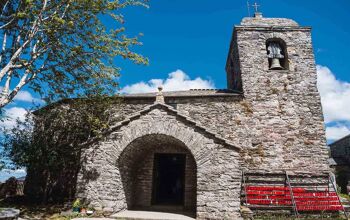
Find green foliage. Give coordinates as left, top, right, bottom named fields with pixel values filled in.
left=0, top=97, right=121, bottom=202
left=2, top=97, right=119, bottom=167
left=0, top=0, right=148, bottom=108
left=339, top=192, right=350, bottom=201
left=72, top=199, right=81, bottom=208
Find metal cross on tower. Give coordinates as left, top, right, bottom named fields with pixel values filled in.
left=252, top=2, right=260, bottom=13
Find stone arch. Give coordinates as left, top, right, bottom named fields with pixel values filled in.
left=77, top=108, right=242, bottom=219
left=266, top=38, right=289, bottom=70
left=118, top=134, right=197, bottom=213
left=115, top=113, right=217, bottom=159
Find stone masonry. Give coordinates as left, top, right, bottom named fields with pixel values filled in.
left=30, top=14, right=330, bottom=220
left=76, top=104, right=242, bottom=219
left=225, top=15, right=329, bottom=171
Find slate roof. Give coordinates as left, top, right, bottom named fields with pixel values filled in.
left=123, top=89, right=242, bottom=99
left=34, top=89, right=242, bottom=114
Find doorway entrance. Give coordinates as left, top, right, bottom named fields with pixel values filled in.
left=152, top=153, right=186, bottom=205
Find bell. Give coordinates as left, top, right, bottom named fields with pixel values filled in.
left=270, top=58, right=283, bottom=70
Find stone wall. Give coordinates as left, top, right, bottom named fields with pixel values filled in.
left=76, top=106, right=242, bottom=219
left=95, top=17, right=329, bottom=174
left=223, top=17, right=329, bottom=172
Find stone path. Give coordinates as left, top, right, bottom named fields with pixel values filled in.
left=72, top=218, right=114, bottom=220
left=111, top=210, right=195, bottom=220
left=0, top=208, right=20, bottom=219
left=72, top=210, right=195, bottom=220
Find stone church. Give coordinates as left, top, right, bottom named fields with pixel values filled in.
left=31, top=13, right=330, bottom=219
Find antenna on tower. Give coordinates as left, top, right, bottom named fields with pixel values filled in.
left=246, top=0, right=251, bottom=17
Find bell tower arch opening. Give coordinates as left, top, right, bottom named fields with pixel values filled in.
left=266, top=38, right=289, bottom=70
left=225, top=14, right=302, bottom=92
left=118, top=134, right=197, bottom=215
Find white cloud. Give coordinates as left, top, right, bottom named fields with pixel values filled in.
left=121, top=69, right=215, bottom=94
left=0, top=107, right=28, bottom=129
left=1, top=168, right=26, bottom=174
left=317, top=65, right=350, bottom=141
left=326, top=125, right=350, bottom=141
left=14, top=90, right=42, bottom=103
left=317, top=65, right=350, bottom=123
left=0, top=168, right=26, bottom=183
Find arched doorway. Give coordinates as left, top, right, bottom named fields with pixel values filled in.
left=76, top=105, right=242, bottom=218
left=118, top=134, right=197, bottom=215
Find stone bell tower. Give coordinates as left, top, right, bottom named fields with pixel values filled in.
left=225, top=12, right=330, bottom=172
left=225, top=12, right=315, bottom=93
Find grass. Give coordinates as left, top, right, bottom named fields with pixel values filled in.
left=339, top=193, right=350, bottom=201
left=0, top=197, right=107, bottom=220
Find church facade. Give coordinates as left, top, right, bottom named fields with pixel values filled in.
left=32, top=14, right=330, bottom=219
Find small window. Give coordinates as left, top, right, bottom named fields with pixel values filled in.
left=266, top=38, right=288, bottom=70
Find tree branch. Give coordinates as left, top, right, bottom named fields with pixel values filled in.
left=1, top=0, right=10, bottom=17
left=0, top=69, right=30, bottom=108
left=0, top=15, right=40, bottom=81
left=0, top=18, right=15, bottom=30
left=0, top=32, right=7, bottom=63
left=61, top=2, right=71, bottom=19
left=0, top=69, right=12, bottom=99
left=0, top=0, right=148, bottom=109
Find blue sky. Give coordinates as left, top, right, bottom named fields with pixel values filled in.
left=116, top=0, right=350, bottom=87
left=1, top=0, right=350, bottom=181
left=117, top=0, right=350, bottom=142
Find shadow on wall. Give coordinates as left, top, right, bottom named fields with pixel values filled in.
left=118, top=134, right=197, bottom=213
left=335, top=166, right=350, bottom=194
